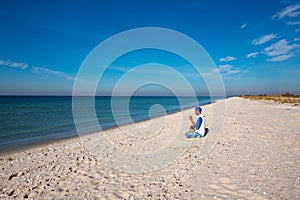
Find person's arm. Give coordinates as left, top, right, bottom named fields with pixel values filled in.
left=194, top=117, right=202, bottom=130
left=188, top=116, right=195, bottom=126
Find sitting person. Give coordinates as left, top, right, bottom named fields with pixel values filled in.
left=185, top=106, right=207, bottom=138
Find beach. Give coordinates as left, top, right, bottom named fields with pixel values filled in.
left=0, top=97, right=299, bottom=199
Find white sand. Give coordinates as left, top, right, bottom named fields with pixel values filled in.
left=0, top=97, right=299, bottom=199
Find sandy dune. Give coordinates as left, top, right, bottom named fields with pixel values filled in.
left=0, top=97, right=299, bottom=199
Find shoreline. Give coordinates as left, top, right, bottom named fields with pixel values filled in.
left=0, top=98, right=221, bottom=155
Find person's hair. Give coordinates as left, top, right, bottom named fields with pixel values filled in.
left=195, top=106, right=202, bottom=113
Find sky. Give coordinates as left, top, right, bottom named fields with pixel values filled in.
left=0, top=0, right=299, bottom=96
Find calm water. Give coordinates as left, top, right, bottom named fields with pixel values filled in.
left=0, top=96, right=221, bottom=151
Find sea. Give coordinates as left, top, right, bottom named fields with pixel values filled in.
left=0, top=96, right=223, bottom=151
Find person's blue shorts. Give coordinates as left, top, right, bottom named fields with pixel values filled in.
left=185, top=131, right=203, bottom=138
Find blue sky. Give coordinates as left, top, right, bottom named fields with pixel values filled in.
left=0, top=0, right=299, bottom=95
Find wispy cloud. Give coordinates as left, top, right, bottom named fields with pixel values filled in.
left=0, top=59, right=28, bottom=69
left=212, top=64, right=240, bottom=75
left=295, top=28, right=300, bottom=32
left=110, top=66, right=128, bottom=72
left=219, top=56, right=237, bottom=62
left=252, top=33, right=277, bottom=45
left=0, top=58, right=74, bottom=80
left=246, top=52, right=259, bottom=58
left=32, top=66, right=75, bottom=80
left=266, top=54, right=295, bottom=62
left=286, top=21, right=300, bottom=25
left=110, top=65, right=201, bottom=79
left=240, top=23, right=247, bottom=29
left=263, top=39, right=300, bottom=62
left=273, top=3, right=300, bottom=19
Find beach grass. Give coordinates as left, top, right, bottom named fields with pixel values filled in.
left=242, top=93, right=300, bottom=106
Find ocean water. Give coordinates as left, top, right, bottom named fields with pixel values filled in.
left=0, top=96, right=221, bottom=151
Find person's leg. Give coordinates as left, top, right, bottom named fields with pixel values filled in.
left=186, top=131, right=203, bottom=138
left=194, top=132, right=203, bottom=138
left=185, top=131, right=194, bottom=138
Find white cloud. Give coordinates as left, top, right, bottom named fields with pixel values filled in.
left=263, top=39, right=300, bottom=62
left=0, top=58, right=75, bottom=80
left=286, top=21, right=300, bottom=25
left=109, top=65, right=202, bottom=79
left=0, top=59, right=28, bottom=69
left=110, top=66, right=128, bottom=72
left=240, top=23, right=247, bottom=29
left=273, top=3, right=300, bottom=19
left=203, top=64, right=244, bottom=77
left=219, top=56, right=237, bottom=62
left=263, top=39, right=300, bottom=56
left=252, top=33, right=277, bottom=45
left=295, top=28, right=300, bottom=32
left=246, top=52, right=259, bottom=58
left=212, top=64, right=240, bottom=75
left=32, top=66, right=75, bottom=80
left=266, top=53, right=295, bottom=62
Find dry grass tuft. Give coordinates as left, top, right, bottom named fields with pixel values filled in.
left=242, top=93, right=300, bottom=106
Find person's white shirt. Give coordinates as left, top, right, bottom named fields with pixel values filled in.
left=195, top=114, right=206, bottom=136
